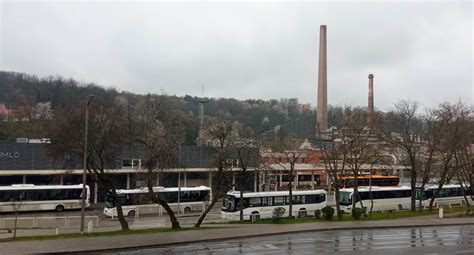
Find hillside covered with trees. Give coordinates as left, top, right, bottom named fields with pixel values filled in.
left=0, top=70, right=419, bottom=143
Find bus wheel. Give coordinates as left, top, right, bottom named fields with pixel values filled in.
left=184, top=207, right=192, bottom=213
left=127, top=210, right=136, bottom=217
left=54, top=205, right=64, bottom=212
left=298, top=209, right=307, bottom=218
left=251, top=212, right=260, bottom=221
left=55, top=205, right=65, bottom=212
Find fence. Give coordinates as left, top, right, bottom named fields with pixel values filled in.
left=111, top=202, right=208, bottom=219
left=0, top=216, right=99, bottom=229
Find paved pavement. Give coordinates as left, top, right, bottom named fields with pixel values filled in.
left=97, top=225, right=474, bottom=255
left=1, top=214, right=473, bottom=254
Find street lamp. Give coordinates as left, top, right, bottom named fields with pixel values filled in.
left=80, top=95, right=94, bottom=235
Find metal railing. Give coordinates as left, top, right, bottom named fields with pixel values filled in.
left=0, top=215, right=99, bottom=229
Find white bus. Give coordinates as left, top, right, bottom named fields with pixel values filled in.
left=0, top=184, right=90, bottom=212
left=103, top=186, right=211, bottom=217
left=417, top=184, right=473, bottom=208
left=339, top=186, right=411, bottom=213
left=221, top=190, right=327, bottom=221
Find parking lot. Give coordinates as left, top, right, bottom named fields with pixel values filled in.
left=0, top=202, right=224, bottom=232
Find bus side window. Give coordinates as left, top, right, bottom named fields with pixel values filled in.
left=249, top=197, right=261, bottom=207
left=261, top=197, right=272, bottom=206
left=273, top=196, right=285, bottom=206
left=439, top=189, right=448, bottom=198
left=24, top=191, right=34, bottom=201
left=49, top=189, right=63, bottom=200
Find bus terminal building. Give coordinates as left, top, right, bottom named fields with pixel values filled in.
left=0, top=140, right=400, bottom=204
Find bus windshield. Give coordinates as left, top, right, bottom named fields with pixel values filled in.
left=339, top=191, right=352, bottom=206
left=222, top=195, right=236, bottom=212
left=105, top=195, right=115, bottom=208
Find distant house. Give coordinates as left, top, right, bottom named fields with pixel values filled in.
left=0, top=103, right=13, bottom=120
left=0, top=103, right=29, bottom=121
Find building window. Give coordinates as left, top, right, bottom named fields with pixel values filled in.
left=224, top=159, right=239, bottom=167
left=122, top=159, right=141, bottom=169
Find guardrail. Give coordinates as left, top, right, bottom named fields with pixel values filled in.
left=0, top=215, right=99, bottom=229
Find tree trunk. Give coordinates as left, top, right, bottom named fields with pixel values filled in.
left=369, top=168, right=374, bottom=216
left=335, top=189, right=342, bottom=220
left=157, top=200, right=181, bottom=229
left=410, top=165, right=417, bottom=212
left=369, top=187, right=374, bottom=216
left=288, top=168, right=293, bottom=218
left=239, top=170, right=245, bottom=223
left=109, top=191, right=129, bottom=231
left=428, top=172, right=446, bottom=211
left=195, top=196, right=219, bottom=228
left=418, top=184, right=426, bottom=213
left=115, top=202, right=130, bottom=231
left=428, top=157, right=451, bottom=211
left=146, top=176, right=180, bottom=229
left=353, top=170, right=366, bottom=216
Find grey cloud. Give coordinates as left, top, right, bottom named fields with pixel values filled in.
left=0, top=1, right=471, bottom=111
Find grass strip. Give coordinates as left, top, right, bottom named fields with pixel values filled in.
left=227, top=206, right=472, bottom=224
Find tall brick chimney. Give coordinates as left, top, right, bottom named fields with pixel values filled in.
left=368, top=74, right=374, bottom=127
left=316, top=25, right=328, bottom=135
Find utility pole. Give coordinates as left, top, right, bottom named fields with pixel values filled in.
left=80, top=95, right=94, bottom=235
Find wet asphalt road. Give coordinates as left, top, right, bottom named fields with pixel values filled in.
left=100, top=225, right=474, bottom=255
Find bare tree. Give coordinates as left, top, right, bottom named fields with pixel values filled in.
left=416, top=109, right=441, bottom=211
left=343, top=110, right=379, bottom=216
left=194, top=116, right=235, bottom=227
left=265, top=136, right=303, bottom=218
left=49, top=103, right=130, bottom=230
left=234, top=124, right=258, bottom=223
left=428, top=102, right=471, bottom=210
left=134, top=96, right=185, bottom=229
left=381, top=99, right=422, bottom=211
left=453, top=110, right=474, bottom=206
left=318, top=128, right=349, bottom=219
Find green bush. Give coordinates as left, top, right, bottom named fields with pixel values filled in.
left=314, top=210, right=322, bottom=219
left=321, top=206, right=335, bottom=221
left=351, top=208, right=364, bottom=220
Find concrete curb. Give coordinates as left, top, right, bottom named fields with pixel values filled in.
left=39, top=219, right=474, bottom=255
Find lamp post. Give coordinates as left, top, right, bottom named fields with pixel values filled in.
left=80, top=95, right=94, bottom=235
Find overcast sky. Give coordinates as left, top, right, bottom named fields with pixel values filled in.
left=1, top=0, right=472, bottom=110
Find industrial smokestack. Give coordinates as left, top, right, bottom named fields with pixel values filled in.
left=316, top=25, right=328, bottom=135
left=368, top=74, right=374, bottom=127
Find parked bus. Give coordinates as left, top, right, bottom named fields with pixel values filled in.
left=274, top=173, right=322, bottom=190
left=0, top=184, right=90, bottom=212
left=339, top=186, right=411, bottom=213
left=416, top=184, right=473, bottom=208
left=103, top=186, right=211, bottom=217
left=222, top=190, right=327, bottom=221
left=338, top=175, right=400, bottom=189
